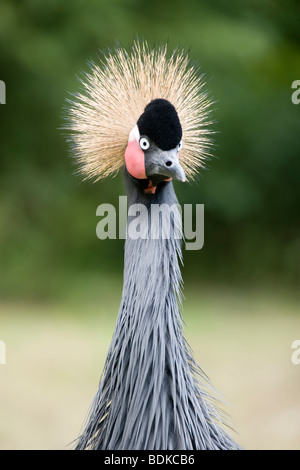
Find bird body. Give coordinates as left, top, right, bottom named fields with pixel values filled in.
left=66, top=41, right=240, bottom=450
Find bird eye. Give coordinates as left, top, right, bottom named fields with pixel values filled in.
left=178, top=140, right=183, bottom=150
left=139, top=137, right=150, bottom=151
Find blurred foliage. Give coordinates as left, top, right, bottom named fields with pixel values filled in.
left=0, top=0, right=300, bottom=300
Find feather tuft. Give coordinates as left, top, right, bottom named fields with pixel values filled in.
left=65, top=40, right=212, bottom=181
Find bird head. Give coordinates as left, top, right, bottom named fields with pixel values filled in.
left=125, top=99, right=186, bottom=194
left=65, top=41, right=212, bottom=186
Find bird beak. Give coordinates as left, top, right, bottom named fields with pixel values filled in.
left=145, top=147, right=186, bottom=183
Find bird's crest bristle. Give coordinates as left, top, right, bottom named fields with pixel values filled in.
left=65, top=40, right=213, bottom=181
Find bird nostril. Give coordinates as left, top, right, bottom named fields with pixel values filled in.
left=165, top=161, right=172, bottom=167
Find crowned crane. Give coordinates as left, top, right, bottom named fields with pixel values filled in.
left=66, top=41, right=239, bottom=450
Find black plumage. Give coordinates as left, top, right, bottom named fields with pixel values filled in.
left=137, top=99, right=182, bottom=150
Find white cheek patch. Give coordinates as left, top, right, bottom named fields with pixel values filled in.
left=128, top=124, right=140, bottom=143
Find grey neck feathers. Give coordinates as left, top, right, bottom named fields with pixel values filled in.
left=123, top=174, right=183, bottom=309
left=75, top=173, right=240, bottom=450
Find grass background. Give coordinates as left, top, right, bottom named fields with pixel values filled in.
left=1, top=278, right=300, bottom=450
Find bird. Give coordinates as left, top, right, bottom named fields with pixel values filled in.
left=66, top=40, right=240, bottom=450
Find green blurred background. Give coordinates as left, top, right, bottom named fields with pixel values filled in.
left=0, top=0, right=300, bottom=450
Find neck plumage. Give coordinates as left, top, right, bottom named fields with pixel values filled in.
left=76, top=174, right=239, bottom=451
left=123, top=174, right=183, bottom=313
